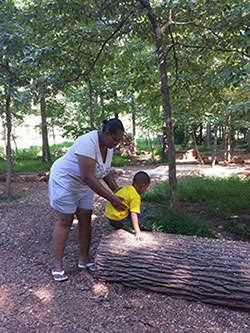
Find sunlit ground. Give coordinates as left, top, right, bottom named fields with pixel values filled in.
left=145, top=163, right=250, bottom=180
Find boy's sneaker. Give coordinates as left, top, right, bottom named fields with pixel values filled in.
left=139, top=224, right=152, bottom=232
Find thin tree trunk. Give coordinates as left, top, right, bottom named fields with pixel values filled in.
left=246, top=110, right=250, bottom=153
left=162, top=122, right=168, bottom=161
left=183, top=122, right=188, bottom=147
left=199, top=123, right=203, bottom=145
left=89, top=79, right=94, bottom=130
left=227, top=115, right=231, bottom=163
left=247, top=128, right=250, bottom=153
left=140, top=0, right=179, bottom=213
left=12, top=134, right=19, bottom=159
left=206, top=123, right=211, bottom=146
left=5, top=88, right=12, bottom=197
left=191, top=125, right=203, bottom=164
left=212, top=124, right=218, bottom=168
left=52, top=125, right=56, bottom=151
left=224, top=123, right=228, bottom=162
left=40, top=89, right=51, bottom=163
left=148, top=133, right=155, bottom=161
left=131, top=95, right=136, bottom=154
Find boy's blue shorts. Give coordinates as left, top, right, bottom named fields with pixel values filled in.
left=107, top=213, right=141, bottom=225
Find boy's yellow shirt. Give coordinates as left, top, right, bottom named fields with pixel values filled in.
left=105, top=185, right=141, bottom=221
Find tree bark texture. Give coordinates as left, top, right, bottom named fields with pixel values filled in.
left=227, top=115, right=231, bottom=163
left=131, top=95, right=136, bottom=154
left=40, top=93, right=51, bottom=163
left=5, top=89, right=12, bottom=197
left=95, top=230, right=250, bottom=310
left=141, top=1, right=179, bottom=213
left=89, top=79, right=94, bottom=130
left=212, top=124, right=218, bottom=168
left=247, top=128, right=250, bottom=153
left=191, top=125, right=203, bottom=164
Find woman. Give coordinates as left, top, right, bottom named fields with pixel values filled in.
left=49, top=118, right=126, bottom=281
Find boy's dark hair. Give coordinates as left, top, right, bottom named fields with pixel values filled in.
left=133, top=171, right=150, bottom=185
left=102, top=118, right=124, bottom=134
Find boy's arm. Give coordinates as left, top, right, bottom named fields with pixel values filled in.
left=131, top=212, right=143, bottom=241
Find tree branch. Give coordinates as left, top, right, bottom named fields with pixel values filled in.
left=168, top=25, right=178, bottom=88
left=64, top=11, right=134, bottom=84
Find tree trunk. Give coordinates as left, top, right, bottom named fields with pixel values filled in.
left=89, top=79, right=94, bottom=130
left=40, top=90, right=51, bottom=163
left=247, top=111, right=250, bottom=153
left=247, top=128, right=250, bottom=153
left=206, top=123, right=211, bottom=146
left=183, top=122, right=188, bottom=147
left=191, top=125, right=203, bottom=164
left=5, top=88, right=12, bottom=197
left=162, top=122, right=168, bottom=162
left=147, top=132, right=155, bottom=161
left=199, top=123, right=203, bottom=145
left=211, top=124, right=218, bottom=168
left=224, top=123, right=228, bottom=162
left=131, top=95, right=136, bottom=154
left=227, top=115, right=231, bottom=163
left=141, top=0, right=179, bottom=213
left=95, top=230, right=250, bottom=311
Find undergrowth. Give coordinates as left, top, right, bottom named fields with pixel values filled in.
left=142, top=175, right=250, bottom=239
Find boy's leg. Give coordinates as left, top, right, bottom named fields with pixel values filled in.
left=108, top=216, right=130, bottom=229
left=109, top=221, right=123, bottom=229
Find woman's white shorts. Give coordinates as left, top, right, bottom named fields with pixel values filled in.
left=49, top=179, right=94, bottom=214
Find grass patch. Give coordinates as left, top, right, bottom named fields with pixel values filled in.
left=112, top=154, right=131, bottom=167
left=0, top=193, right=21, bottom=201
left=0, top=158, right=56, bottom=172
left=146, top=209, right=215, bottom=238
left=144, top=175, right=250, bottom=219
left=0, top=142, right=131, bottom=172
left=223, top=221, right=250, bottom=239
left=142, top=175, right=250, bottom=239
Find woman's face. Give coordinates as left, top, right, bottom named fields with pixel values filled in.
left=106, top=129, right=124, bottom=148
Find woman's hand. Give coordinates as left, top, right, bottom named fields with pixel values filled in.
left=110, top=195, right=126, bottom=211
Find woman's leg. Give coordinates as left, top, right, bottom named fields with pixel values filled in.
left=53, top=210, right=74, bottom=273
left=76, top=208, right=92, bottom=265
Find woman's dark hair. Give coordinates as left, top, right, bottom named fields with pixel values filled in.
left=102, top=118, right=124, bottom=134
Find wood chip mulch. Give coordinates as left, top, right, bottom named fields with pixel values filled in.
left=0, top=165, right=249, bottom=333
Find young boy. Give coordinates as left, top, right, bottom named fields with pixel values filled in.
left=105, top=171, right=151, bottom=241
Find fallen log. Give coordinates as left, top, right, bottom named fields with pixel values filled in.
left=95, top=230, right=250, bottom=310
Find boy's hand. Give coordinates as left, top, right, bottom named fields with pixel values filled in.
left=110, top=195, right=126, bottom=211
left=135, top=232, right=144, bottom=241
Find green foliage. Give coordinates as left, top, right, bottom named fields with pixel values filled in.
left=0, top=193, right=21, bottom=202
left=224, top=220, right=250, bottom=239
left=146, top=175, right=250, bottom=219
left=143, top=175, right=250, bottom=238
left=0, top=142, right=131, bottom=171
left=178, top=176, right=250, bottom=218
left=111, top=154, right=131, bottom=167
left=0, top=158, right=54, bottom=172
left=136, top=138, right=161, bottom=155
left=146, top=209, right=215, bottom=238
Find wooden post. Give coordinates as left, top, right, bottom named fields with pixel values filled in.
left=95, top=230, right=250, bottom=310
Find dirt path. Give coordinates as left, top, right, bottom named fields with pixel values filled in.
left=0, top=165, right=250, bottom=333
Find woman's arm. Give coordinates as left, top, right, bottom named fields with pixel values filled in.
left=103, top=171, right=121, bottom=193
left=78, top=155, right=125, bottom=211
